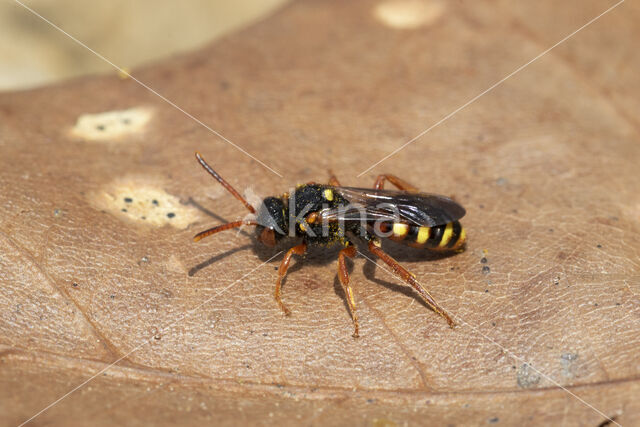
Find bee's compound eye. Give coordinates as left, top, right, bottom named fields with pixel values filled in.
left=258, top=228, right=277, bottom=247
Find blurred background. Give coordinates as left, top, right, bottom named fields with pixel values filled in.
left=0, top=0, right=290, bottom=91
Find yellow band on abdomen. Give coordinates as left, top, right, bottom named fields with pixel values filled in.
left=451, top=226, right=466, bottom=249
left=416, top=226, right=430, bottom=244
left=439, top=222, right=454, bottom=247
left=393, top=223, right=409, bottom=238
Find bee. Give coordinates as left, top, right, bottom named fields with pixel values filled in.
left=193, top=152, right=466, bottom=337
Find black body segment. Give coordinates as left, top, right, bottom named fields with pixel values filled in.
left=427, top=224, right=445, bottom=247
left=447, top=221, right=464, bottom=248
left=289, top=184, right=354, bottom=245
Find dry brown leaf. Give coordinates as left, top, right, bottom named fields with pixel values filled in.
left=1, top=0, right=639, bottom=425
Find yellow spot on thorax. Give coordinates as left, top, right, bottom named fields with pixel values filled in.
left=439, top=222, right=454, bottom=247
left=324, top=189, right=334, bottom=201
left=416, top=226, right=430, bottom=244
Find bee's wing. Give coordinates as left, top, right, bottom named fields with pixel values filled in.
left=319, top=186, right=466, bottom=227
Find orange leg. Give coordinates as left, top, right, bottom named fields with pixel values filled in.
left=275, top=242, right=307, bottom=316
left=368, top=241, right=455, bottom=328
left=328, top=172, right=341, bottom=186
left=337, top=245, right=359, bottom=337
left=374, top=174, right=418, bottom=192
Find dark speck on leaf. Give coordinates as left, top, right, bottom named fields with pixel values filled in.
left=597, top=416, right=618, bottom=427
left=124, top=197, right=133, bottom=203
left=482, top=265, right=491, bottom=274
left=152, top=199, right=159, bottom=206
left=72, top=283, right=78, bottom=287
left=488, top=417, right=499, bottom=424
left=167, top=212, right=175, bottom=218
left=597, top=244, right=602, bottom=248
left=480, top=257, right=488, bottom=264
left=96, top=124, right=105, bottom=131
left=121, top=208, right=127, bottom=213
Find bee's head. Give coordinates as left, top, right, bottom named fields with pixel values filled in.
left=255, top=196, right=288, bottom=247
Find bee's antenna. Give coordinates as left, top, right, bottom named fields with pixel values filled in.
left=195, top=151, right=256, bottom=214
left=193, top=220, right=259, bottom=242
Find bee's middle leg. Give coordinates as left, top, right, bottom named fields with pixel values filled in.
left=337, top=245, right=359, bottom=337
left=275, top=242, right=307, bottom=316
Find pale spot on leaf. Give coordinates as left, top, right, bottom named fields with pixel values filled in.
left=374, top=0, right=445, bottom=29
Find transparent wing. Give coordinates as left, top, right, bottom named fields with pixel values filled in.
left=318, top=186, right=466, bottom=227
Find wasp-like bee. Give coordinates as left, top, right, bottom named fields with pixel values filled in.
left=193, top=152, right=466, bottom=337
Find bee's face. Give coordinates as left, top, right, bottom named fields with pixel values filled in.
left=255, top=197, right=287, bottom=246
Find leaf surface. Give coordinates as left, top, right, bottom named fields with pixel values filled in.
left=1, top=1, right=638, bottom=425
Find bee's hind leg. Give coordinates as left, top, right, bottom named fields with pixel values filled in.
left=328, top=172, right=341, bottom=186
left=367, top=240, right=456, bottom=328
left=373, top=174, right=418, bottom=191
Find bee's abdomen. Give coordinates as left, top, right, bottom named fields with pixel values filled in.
left=380, top=221, right=466, bottom=250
